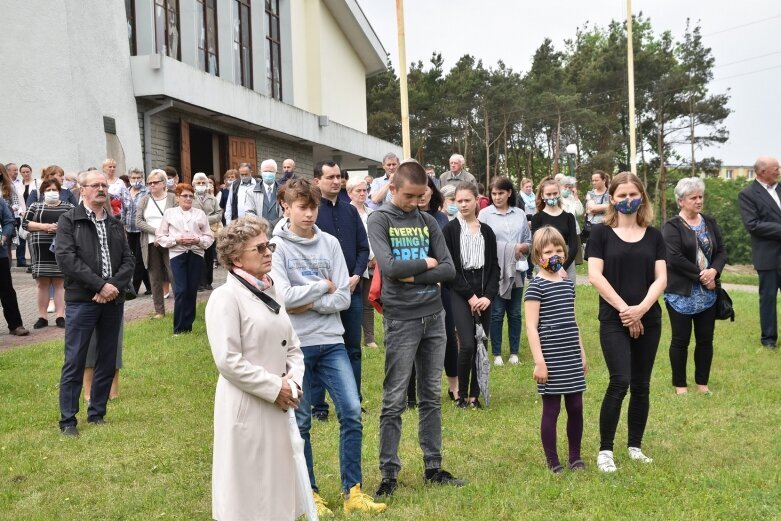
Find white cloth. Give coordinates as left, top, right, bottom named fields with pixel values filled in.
left=206, top=277, right=305, bottom=521
left=143, top=196, right=168, bottom=244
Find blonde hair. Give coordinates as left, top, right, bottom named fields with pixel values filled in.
left=530, top=226, right=568, bottom=266
left=216, top=215, right=270, bottom=269
left=603, top=172, right=654, bottom=228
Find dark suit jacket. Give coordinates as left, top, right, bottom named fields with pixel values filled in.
left=738, top=180, right=781, bottom=271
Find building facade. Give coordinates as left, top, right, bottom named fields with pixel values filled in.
left=717, top=165, right=754, bottom=181
left=1, top=0, right=400, bottom=180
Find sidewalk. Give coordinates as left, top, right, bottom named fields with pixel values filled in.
left=0, top=266, right=228, bottom=353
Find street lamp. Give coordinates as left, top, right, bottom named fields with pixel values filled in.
left=565, top=144, right=578, bottom=175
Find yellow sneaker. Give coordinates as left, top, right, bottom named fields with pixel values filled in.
left=313, top=491, right=334, bottom=517
left=343, top=483, right=387, bottom=515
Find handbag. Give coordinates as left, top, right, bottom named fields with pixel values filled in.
left=714, top=281, right=734, bottom=321
left=368, top=265, right=383, bottom=314
left=581, top=219, right=592, bottom=241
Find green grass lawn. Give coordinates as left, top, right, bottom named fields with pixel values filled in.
left=1, top=286, right=779, bottom=520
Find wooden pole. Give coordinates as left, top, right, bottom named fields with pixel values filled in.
left=626, top=0, right=637, bottom=174
left=396, top=0, right=411, bottom=159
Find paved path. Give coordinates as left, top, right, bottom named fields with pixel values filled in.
left=0, top=266, right=228, bottom=353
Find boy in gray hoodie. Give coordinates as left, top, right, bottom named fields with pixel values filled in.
left=270, top=179, right=386, bottom=515
left=367, top=160, right=466, bottom=497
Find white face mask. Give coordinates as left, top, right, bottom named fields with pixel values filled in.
left=195, top=185, right=207, bottom=194
left=44, top=191, right=60, bottom=202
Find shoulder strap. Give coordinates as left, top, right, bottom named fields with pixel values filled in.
left=230, top=272, right=280, bottom=314
left=150, top=196, right=166, bottom=217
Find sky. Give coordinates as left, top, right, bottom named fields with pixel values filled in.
left=356, top=0, right=781, bottom=166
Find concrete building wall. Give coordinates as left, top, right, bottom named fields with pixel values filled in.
left=0, top=0, right=142, bottom=173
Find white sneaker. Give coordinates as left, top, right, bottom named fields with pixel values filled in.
left=47, top=299, right=55, bottom=313
left=597, top=450, right=617, bottom=472
left=493, top=356, right=504, bottom=367
left=508, top=354, right=520, bottom=365
left=628, top=447, right=653, bottom=463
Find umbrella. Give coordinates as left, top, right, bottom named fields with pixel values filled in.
left=474, top=317, right=491, bottom=407
left=289, top=385, right=318, bottom=521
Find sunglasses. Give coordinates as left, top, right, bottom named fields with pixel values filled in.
left=245, top=242, right=277, bottom=254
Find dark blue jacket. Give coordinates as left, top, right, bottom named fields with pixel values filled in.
left=316, top=197, right=369, bottom=278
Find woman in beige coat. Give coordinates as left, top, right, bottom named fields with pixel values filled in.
left=206, top=215, right=305, bottom=521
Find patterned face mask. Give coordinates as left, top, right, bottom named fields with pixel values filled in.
left=614, top=197, right=642, bottom=214
left=545, top=197, right=559, bottom=207
left=540, top=254, right=564, bottom=273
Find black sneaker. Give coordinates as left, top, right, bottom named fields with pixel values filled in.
left=470, top=399, right=482, bottom=409
left=424, top=469, right=467, bottom=487
left=55, top=317, right=65, bottom=328
left=88, top=417, right=107, bottom=425
left=375, top=478, right=397, bottom=497
left=312, top=411, right=329, bottom=422
left=61, top=425, right=79, bottom=437
left=455, top=398, right=469, bottom=409
left=33, top=317, right=48, bottom=329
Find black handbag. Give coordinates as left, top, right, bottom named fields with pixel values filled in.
left=714, top=281, right=734, bottom=321
left=581, top=219, right=592, bottom=241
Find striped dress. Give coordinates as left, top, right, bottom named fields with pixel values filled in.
left=22, top=201, right=74, bottom=278
left=524, top=277, right=586, bottom=395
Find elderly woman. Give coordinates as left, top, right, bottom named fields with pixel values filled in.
left=663, top=177, right=727, bottom=395
left=136, top=169, right=177, bottom=318
left=22, top=178, right=73, bottom=328
left=121, top=168, right=151, bottom=295
left=192, top=172, right=223, bottom=291
left=206, top=215, right=304, bottom=521
left=156, top=183, right=214, bottom=334
left=346, top=176, right=377, bottom=349
left=440, top=184, right=458, bottom=220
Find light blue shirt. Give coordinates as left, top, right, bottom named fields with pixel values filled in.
left=478, top=204, right=532, bottom=271
left=367, top=175, right=392, bottom=209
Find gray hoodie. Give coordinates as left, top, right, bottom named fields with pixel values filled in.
left=270, top=222, right=351, bottom=346
left=367, top=202, right=455, bottom=321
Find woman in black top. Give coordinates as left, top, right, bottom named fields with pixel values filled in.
left=663, top=177, right=727, bottom=395
left=531, top=178, right=579, bottom=281
left=585, top=172, right=667, bottom=473
left=443, top=182, right=500, bottom=408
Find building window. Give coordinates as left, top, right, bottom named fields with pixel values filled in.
left=726, top=169, right=733, bottom=180
left=233, top=0, right=253, bottom=87
left=748, top=169, right=754, bottom=179
left=125, top=0, right=136, bottom=55
left=196, top=0, right=219, bottom=75
left=155, top=0, right=180, bottom=59
left=265, top=0, right=282, bottom=100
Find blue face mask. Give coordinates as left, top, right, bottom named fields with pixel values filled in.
left=447, top=204, right=458, bottom=216
left=545, top=197, right=559, bottom=207
left=262, top=173, right=276, bottom=185
left=166, top=178, right=175, bottom=188
left=540, top=254, right=564, bottom=273
left=132, top=181, right=144, bottom=189
left=561, top=189, right=572, bottom=198
left=614, top=197, right=642, bottom=215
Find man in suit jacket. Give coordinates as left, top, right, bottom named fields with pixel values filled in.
left=739, top=156, right=781, bottom=349
left=245, top=159, right=283, bottom=229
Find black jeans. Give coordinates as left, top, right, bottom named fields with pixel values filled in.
left=450, top=269, right=491, bottom=400
left=0, top=256, right=23, bottom=330
left=127, top=232, right=151, bottom=293
left=598, top=320, right=661, bottom=451
left=758, top=269, right=781, bottom=346
left=666, top=301, right=717, bottom=387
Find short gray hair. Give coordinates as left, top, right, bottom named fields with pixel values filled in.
left=346, top=177, right=366, bottom=192
left=78, top=170, right=107, bottom=186
left=382, top=152, right=399, bottom=165
left=449, top=154, right=465, bottom=165
left=148, top=168, right=167, bottom=183
left=216, top=215, right=270, bottom=269
left=128, top=167, right=144, bottom=177
left=674, top=177, right=705, bottom=203
left=260, top=159, right=278, bottom=172
left=192, top=172, right=208, bottom=182
left=560, top=176, right=577, bottom=187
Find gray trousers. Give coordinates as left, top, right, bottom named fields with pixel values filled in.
left=379, top=311, right=445, bottom=479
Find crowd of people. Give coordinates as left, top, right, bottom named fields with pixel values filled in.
left=0, top=152, right=778, bottom=520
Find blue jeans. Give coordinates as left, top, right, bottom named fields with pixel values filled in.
left=490, top=282, right=524, bottom=356
left=379, top=312, right=446, bottom=479
left=170, top=251, right=204, bottom=333
left=59, top=300, right=124, bottom=428
left=295, top=343, right=363, bottom=493
left=311, top=290, right=363, bottom=415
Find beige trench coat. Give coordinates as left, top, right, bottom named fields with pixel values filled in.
left=206, top=275, right=305, bottom=521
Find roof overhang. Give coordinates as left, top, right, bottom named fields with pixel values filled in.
left=323, top=0, right=388, bottom=76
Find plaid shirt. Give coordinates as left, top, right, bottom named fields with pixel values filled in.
left=85, top=206, right=112, bottom=279
left=120, top=187, right=148, bottom=233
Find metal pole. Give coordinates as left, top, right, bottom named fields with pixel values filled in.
left=396, top=0, right=411, bottom=159
left=626, top=0, right=637, bottom=174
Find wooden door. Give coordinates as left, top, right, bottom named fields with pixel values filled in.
left=179, top=119, right=192, bottom=183
left=228, top=136, right=256, bottom=172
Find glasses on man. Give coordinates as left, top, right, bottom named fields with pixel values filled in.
left=84, top=183, right=108, bottom=189
left=245, top=242, right=277, bottom=255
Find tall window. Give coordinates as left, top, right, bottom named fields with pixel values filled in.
left=154, top=0, right=180, bottom=59
left=265, top=0, right=282, bottom=100
left=233, top=0, right=253, bottom=87
left=196, top=0, right=219, bottom=75
left=125, top=0, right=136, bottom=55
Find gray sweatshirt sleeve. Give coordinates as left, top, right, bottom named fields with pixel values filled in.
left=270, top=239, right=330, bottom=308
left=312, top=238, right=352, bottom=314
left=367, top=211, right=430, bottom=279
left=412, top=218, right=456, bottom=285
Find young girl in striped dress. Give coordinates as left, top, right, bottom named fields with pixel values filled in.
left=524, top=226, right=588, bottom=473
